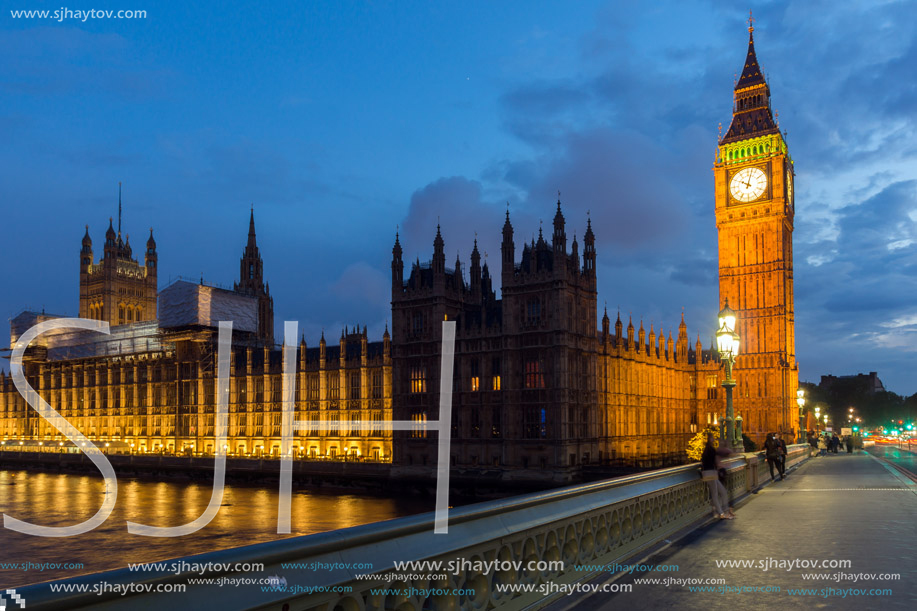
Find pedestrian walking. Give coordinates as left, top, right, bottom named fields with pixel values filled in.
left=845, top=435, right=854, bottom=454
left=764, top=432, right=780, bottom=480
left=775, top=432, right=788, bottom=479
left=831, top=433, right=840, bottom=454
left=818, top=435, right=827, bottom=456
left=701, top=432, right=734, bottom=520
left=807, top=431, right=818, bottom=458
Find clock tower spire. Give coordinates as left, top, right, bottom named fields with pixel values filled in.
left=714, top=18, right=798, bottom=445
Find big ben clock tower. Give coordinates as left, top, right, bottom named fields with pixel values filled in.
left=714, top=16, right=798, bottom=444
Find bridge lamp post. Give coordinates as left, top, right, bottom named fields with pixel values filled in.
left=716, top=301, right=743, bottom=453
left=814, top=406, right=821, bottom=433
left=796, top=389, right=806, bottom=443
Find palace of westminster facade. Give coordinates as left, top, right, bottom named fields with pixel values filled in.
left=0, top=25, right=799, bottom=481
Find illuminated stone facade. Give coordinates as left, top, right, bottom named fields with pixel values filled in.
left=713, top=24, right=798, bottom=442
left=0, top=27, right=798, bottom=475
left=1, top=213, right=392, bottom=461
left=78, top=218, right=158, bottom=326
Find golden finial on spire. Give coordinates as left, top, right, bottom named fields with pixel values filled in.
left=748, top=9, right=755, bottom=33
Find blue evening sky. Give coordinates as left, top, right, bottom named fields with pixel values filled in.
left=1, top=1, right=916, bottom=394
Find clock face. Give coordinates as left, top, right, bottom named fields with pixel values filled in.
left=729, top=167, right=768, bottom=202
left=786, top=169, right=793, bottom=203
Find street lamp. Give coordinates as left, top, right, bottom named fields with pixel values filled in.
left=815, top=406, right=821, bottom=433
left=716, top=300, right=743, bottom=452
left=796, top=389, right=806, bottom=443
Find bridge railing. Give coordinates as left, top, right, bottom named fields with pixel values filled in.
left=17, top=445, right=809, bottom=611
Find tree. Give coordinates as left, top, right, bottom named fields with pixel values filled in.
left=686, top=425, right=719, bottom=462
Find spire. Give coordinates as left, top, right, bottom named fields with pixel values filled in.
left=247, top=205, right=257, bottom=248
left=82, top=225, right=92, bottom=250
left=392, top=230, right=404, bottom=292
left=118, top=182, right=122, bottom=236
left=721, top=13, right=779, bottom=144
left=736, top=11, right=765, bottom=90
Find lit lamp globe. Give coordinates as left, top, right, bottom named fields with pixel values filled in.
left=715, top=300, right=741, bottom=452
left=796, top=389, right=806, bottom=442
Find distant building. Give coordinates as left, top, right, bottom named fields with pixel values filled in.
left=819, top=372, right=886, bottom=395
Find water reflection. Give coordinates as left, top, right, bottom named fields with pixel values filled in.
left=0, top=470, right=432, bottom=588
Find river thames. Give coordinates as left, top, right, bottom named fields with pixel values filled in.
left=0, top=469, right=432, bottom=588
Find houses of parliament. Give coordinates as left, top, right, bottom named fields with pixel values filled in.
left=0, top=24, right=799, bottom=482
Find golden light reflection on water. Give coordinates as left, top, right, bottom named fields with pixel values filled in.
left=0, top=470, right=431, bottom=589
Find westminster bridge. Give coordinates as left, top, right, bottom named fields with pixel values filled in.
left=7, top=444, right=917, bottom=610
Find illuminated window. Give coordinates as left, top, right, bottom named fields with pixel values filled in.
left=470, top=359, right=480, bottom=392
left=410, top=366, right=426, bottom=393
left=492, top=358, right=502, bottom=391
left=411, top=412, right=427, bottom=438
left=524, top=360, right=545, bottom=389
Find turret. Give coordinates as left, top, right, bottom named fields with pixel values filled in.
left=432, top=224, right=445, bottom=275
left=677, top=312, right=688, bottom=361
left=602, top=306, right=610, bottom=338
left=571, top=234, right=580, bottom=273
left=627, top=316, right=635, bottom=349
left=501, top=208, right=514, bottom=284
left=470, top=239, right=482, bottom=299
left=145, top=228, right=157, bottom=273
left=648, top=324, right=656, bottom=356
left=615, top=312, right=623, bottom=347
left=105, top=217, right=117, bottom=253
left=552, top=199, right=566, bottom=277
left=383, top=324, right=391, bottom=359
left=638, top=320, right=646, bottom=353
left=583, top=217, right=596, bottom=279
left=392, top=232, right=404, bottom=292
left=81, top=225, right=93, bottom=268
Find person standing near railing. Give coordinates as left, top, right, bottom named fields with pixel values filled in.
left=701, top=432, right=735, bottom=520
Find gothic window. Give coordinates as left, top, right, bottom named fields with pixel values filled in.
left=307, top=375, right=319, bottom=401
left=526, top=299, right=542, bottom=326
left=371, top=371, right=382, bottom=399
left=249, top=263, right=254, bottom=279
left=411, top=411, right=427, bottom=438
left=328, top=375, right=340, bottom=400
left=492, top=407, right=502, bottom=438
left=350, top=372, right=361, bottom=400
left=470, top=359, right=480, bottom=392
left=524, top=359, right=545, bottom=389
left=523, top=406, right=547, bottom=439
left=471, top=408, right=480, bottom=436
left=410, top=366, right=427, bottom=393
left=412, top=312, right=423, bottom=336
left=492, top=358, right=502, bottom=391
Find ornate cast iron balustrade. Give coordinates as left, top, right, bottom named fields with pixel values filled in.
left=18, top=446, right=809, bottom=611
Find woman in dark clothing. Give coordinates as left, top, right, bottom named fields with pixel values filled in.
left=764, top=432, right=780, bottom=480
left=701, top=433, right=734, bottom=519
